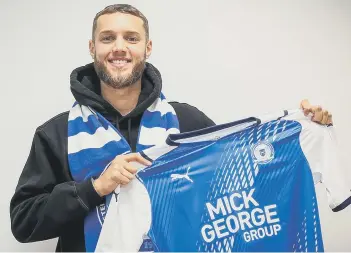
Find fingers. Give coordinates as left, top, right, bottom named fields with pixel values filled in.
left=308, top=106, right=333, bottom=125
left=320, top=110, right=329, bottom=125
left=311, top=106, right=323, bottom=122
left=122, top=161, right=138, bottom=174
left=300, top=99, right=334, bottom=125
left=110, top=162, right=136, bottom=183
left=111, top=170, right=130, bottom=185
left=96, top=153, right=150, bottom=195
left=123, top=153, right=152, bottom=166
left=327, top=113, right=333, bottom=125
left=300, top=99, right=314, bottom=116
left=120, top=167, right=135, bottom=180
left=103, top=153, right=152, bottom=190
left=300, top=99, right=310, bottom=110
left=303, top=107, right=311, bottom=116
left=321, top=111, right=333, bottom=125
left=109, top=153, right=149, bottom=183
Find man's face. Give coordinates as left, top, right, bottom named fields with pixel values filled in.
left=89, top=12, right=152, bottom=89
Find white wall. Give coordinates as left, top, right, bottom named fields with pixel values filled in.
left=1, top=0, right=350, bottom=251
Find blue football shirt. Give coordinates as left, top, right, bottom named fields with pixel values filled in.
left=96, top=110, right=350, bottom=252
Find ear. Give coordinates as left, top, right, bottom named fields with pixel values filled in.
left=145, top=40, right=153, bottom=59
left=89, top=40, right=95, bottom=59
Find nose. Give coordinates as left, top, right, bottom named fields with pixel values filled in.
left=112, top=36, right=127, bottom=53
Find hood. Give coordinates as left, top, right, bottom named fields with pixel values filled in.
left=69, top=62, right=163, bottom=121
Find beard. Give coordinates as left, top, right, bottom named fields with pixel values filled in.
left=94, top=53, right=146, bottom=89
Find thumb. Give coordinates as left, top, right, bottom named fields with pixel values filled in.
left=300, top=99, right=312, bottom=116
left=300, top=99, right=310, bottom=109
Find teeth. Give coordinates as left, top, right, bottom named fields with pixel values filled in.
left=112, top=60, right=127, bottom=64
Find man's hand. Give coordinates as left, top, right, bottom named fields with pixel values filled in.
left=300, top=99, right=333, bottom=125
left=93, top=153, right=152, bottom=197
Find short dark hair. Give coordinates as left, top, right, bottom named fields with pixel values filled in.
left=92, top=4, right=149, bottom=42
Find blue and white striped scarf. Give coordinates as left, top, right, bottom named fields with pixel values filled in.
left=67, top=93, right=179, bottom=252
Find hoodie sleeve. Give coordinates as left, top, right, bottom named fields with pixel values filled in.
left=10, top=128, right=104, bottom=243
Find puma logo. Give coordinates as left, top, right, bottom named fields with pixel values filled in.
left=112, top=190, right=119, bottom=202
left=170, top=167, right=193, bottom=183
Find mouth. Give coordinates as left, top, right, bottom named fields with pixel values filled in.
left=107, top=58, right=132, bottom=69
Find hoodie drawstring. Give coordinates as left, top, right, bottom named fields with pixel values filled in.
left=127, top=118, right=132, bottom=146
left=116, top=117, right=120, bottom=131
left=115, top=117, right=132, bottom=147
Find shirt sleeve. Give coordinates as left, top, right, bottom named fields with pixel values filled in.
left=287, top=111, right=351, bottom=212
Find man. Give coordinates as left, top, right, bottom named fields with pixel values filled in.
left=10, top=4, right=333, bottom=252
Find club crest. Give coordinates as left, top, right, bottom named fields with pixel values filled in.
left=251, top=141, right=274, bottom=164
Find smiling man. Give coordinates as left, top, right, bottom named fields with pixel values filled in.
left=92, top=11, right=150, bottom=92
left=10, top=4, right=333, bottom=252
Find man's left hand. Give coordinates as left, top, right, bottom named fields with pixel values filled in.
left=300, top=99, right=333, bottom=125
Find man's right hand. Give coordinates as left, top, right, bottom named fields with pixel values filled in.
left=92, top=153, right=152, bottom=197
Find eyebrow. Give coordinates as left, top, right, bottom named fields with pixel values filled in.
left=99, top=30, right=141, bottom=36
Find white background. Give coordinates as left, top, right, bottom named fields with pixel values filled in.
left=1, top=0, right=350, bottom=251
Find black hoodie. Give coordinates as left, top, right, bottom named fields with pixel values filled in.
left=10, top=62, right=215, bottom=252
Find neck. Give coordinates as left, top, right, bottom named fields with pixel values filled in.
left=101, top=80, right=142, bottom=116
